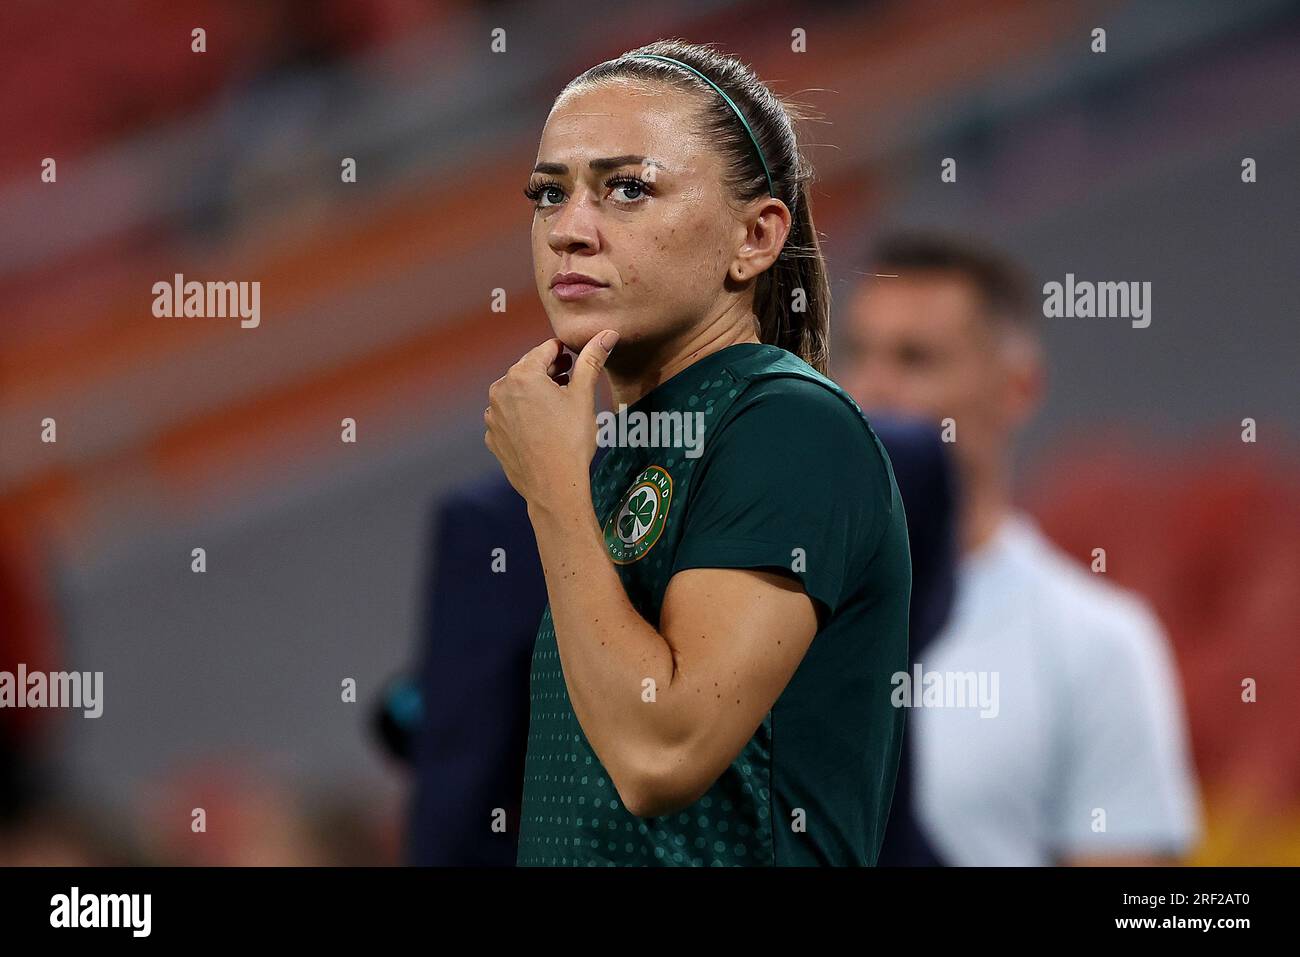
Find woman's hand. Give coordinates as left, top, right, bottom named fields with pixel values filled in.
left=484, top=329, right=619, bottom=509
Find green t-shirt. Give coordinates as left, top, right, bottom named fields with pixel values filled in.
left=516, top=342, right=911, bottom=866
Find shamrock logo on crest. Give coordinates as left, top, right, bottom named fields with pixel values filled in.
left=619, top=489, right=656, bottom=543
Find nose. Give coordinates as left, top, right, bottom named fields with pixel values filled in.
left=546, top=189, right=600, bottom=255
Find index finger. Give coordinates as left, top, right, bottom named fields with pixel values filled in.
left=514, top=337, right=565, bottom=372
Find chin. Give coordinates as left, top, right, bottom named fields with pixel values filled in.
left=548, top=313, right=619, bottom=352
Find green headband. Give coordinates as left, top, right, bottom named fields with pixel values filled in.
left=629, top=53, right=776, bottom=199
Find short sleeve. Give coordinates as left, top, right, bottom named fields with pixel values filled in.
left=1048, top=600, right=1203, bottom=856
left=669, top=377, right=894, bottom=617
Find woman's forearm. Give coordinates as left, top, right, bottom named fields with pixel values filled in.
left=525, top=485, right=691, bottom=806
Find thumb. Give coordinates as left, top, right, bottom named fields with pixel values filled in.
left=570, top=329, right=619, bottom=394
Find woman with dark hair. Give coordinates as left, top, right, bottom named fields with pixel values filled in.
left=484, top=39, right=911, bottom=866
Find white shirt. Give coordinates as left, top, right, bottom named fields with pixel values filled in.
left=913, top=511, right=1202, bottom=865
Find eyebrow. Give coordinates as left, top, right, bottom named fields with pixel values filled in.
left=532, top=155, right=666, bottom=175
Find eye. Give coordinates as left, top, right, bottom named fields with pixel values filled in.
left=523, top=178, right=565, bottom=208
left=897, top=343, right=938, bottom=369
left=606, top=175, right=651, bottom=204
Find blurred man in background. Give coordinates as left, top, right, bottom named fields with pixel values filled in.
left=838, top=233, right=1202, bottom=866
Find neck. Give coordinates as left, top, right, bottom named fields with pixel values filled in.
left=606, top=307, right=761, bottom=408
left=958, top=459, right=1014, bottom=555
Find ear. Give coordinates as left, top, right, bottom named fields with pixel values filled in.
left=1001, top=334, right=1045, bottom=427
left=730, top=197, right=792, bottom=282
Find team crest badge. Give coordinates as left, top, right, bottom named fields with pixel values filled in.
left=603, top=466, right=673, bottom=564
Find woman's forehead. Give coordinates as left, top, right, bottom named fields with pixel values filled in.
left=541, top=81, right=704, bottom=161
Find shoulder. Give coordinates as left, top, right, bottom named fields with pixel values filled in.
left=688, top=357, right=899, bottom=550
left=698, top=368, right=895, bottom=518
left=726, top=374, right=869, bottom=434
left=1003, top=516, right=1172, bottom=671
left=708, top=346, right=879, bottom=455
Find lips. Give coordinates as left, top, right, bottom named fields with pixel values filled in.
left=550, top=271, right=608, bottom=301
left=550, top=271, right=607, bottom=289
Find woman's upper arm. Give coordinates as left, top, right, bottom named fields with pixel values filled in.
left=643, top=565, right=818, bottom=811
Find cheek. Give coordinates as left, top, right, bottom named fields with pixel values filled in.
left=626, top=224, right=722, bottom=294
left=950, top=368, right=1004, bottom=431
left=898, top=363, right=961, bottom=419
left=532, top=229, right=548, bottom=284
